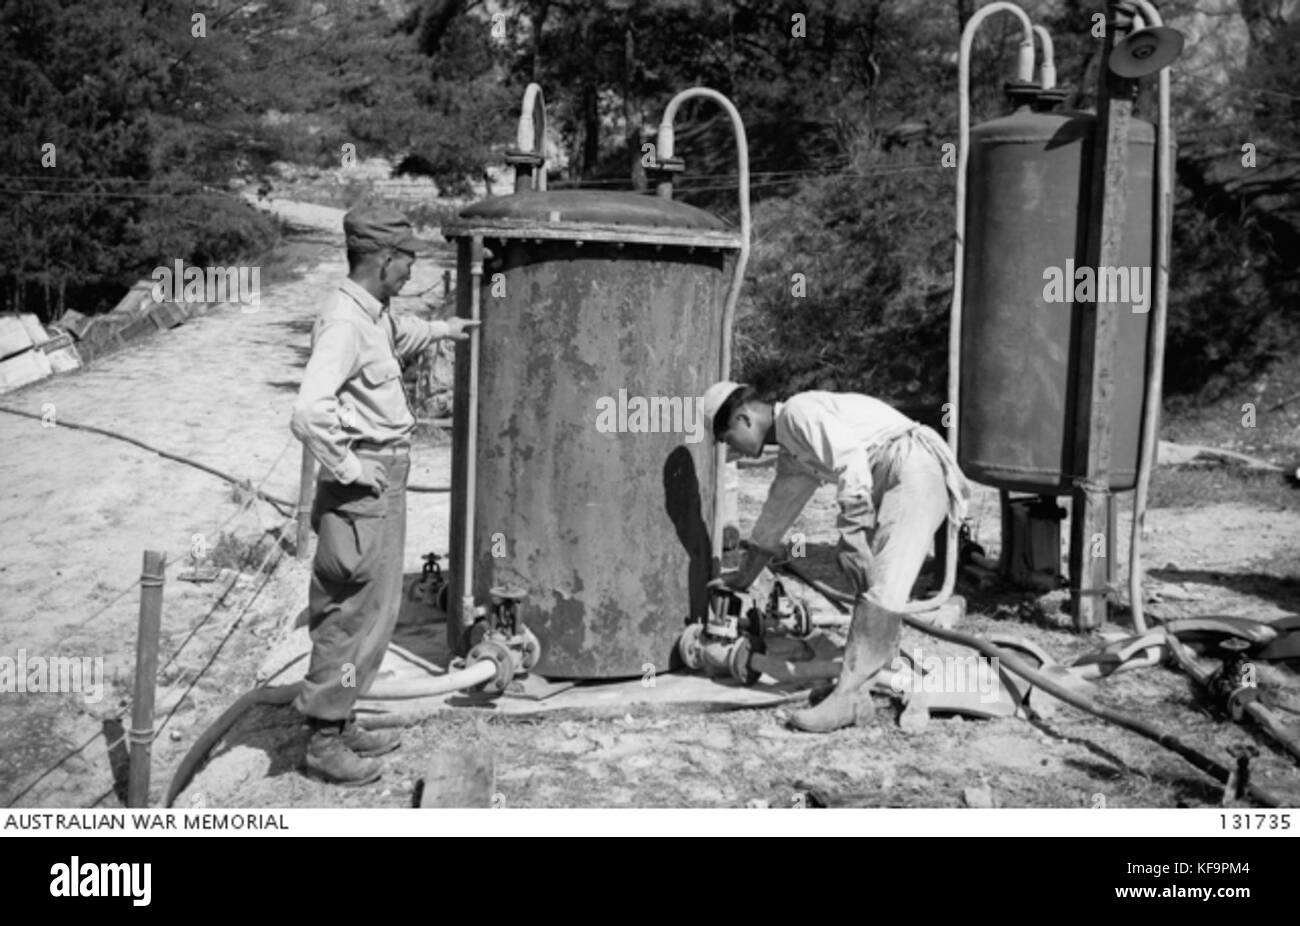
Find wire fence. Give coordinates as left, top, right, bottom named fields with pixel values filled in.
left=2, top=432, right=299, bottom=809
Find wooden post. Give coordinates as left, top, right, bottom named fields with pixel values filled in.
left=128, top=550, right=165, bottom=808
left=1069, top=0, right=1139, bottom=629
left=296, top=443, right=316, bottom=559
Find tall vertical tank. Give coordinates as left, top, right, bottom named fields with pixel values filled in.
left=442, top=191, right=743, bottom=679
left=959, top=94, right=1155, bottom=493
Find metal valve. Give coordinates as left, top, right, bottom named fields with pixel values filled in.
left=462, top=585, right=540, bottom=694
left=409, top=552, right=449, bottom=611
left=761, top=580, right=811, bottom=638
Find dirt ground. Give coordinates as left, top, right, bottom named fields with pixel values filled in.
left=2, top=206, right=1298, bottom=810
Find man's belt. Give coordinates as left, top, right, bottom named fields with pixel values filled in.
left=352, top=440, right=410, bottom=456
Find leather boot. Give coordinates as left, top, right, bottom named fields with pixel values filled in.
left=341, top=716, right=402, bottom=757
left=304, top=719, right=382, bottom=786
left=788, top=596, right=903, bottom=733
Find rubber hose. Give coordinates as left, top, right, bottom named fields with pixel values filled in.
left=773, top=562, right=1285, bottom=807
left=164, top=659, right=497, bottom=807
left=0, top=406, right=296, bottom=514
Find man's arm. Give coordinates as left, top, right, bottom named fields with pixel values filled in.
left=749, top=451, right=822, bottom=554
left=389, top=313, right=452, bottom=362
left=802, top=407, right=877, bottom=593
left=291, top=322, right=364, bottom=484
left=728, top=451, right=820, bottom=589
left=389, top=313, right=481, bottom=361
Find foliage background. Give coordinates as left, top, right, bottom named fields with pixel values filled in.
left=2, top=0, right=1295, bottom=406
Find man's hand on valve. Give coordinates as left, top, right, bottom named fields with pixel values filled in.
left=719, top=546, right=774, bottom=592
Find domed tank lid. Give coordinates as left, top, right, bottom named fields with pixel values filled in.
left=443, top=190, right=743, bottom=249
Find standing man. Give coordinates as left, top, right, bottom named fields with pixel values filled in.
left=702, top=383, right=972, bottom=733
left=291, top=205, right=477, bottom=785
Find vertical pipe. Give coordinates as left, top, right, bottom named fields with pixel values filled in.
left=517, top=83, right=549, bottom=192
left=951, top=2, right=1036, bottom=462
left=655, top=122, right=676, bottom=199
left=128, top=550, right=165, bottom=808
left=1033, top=25, right=1057, bottom=90
left=912, top=4, right=1032, bottom=615
left=459, top=238, right=484, bottom=633
left=1127, top=0, right=1173, bottom=635
left=295, top=443, right=315, bottom=559
left=656, top=88, right=750, bottom=575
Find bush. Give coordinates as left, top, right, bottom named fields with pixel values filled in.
left=736, top=152, right=954, bottom=411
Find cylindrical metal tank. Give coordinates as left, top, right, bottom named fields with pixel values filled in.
left=442, top=191, right=742, bottom=679
left=959, top=104, right=1155, bottom=493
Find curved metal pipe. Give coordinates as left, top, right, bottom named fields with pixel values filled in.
left=1126, top=0, right=1174, bottom=634
left=655, top=88, right=751, bottom=575
left=516, top=82, right=548, bottom=191
left=912, top=5, right=1033, bottom=615
left=1033, top=24, right=1057, bottom=90
left=950, top=2, right=1036, bottom=460
left=944, top=6, right=1034, bottom=611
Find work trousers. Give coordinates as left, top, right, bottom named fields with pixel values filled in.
left=859, top=430, right=952, bottom=610
left=294, top=452, right=409, bottom=721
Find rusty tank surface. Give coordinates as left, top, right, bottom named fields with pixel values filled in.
left=442, top=190, right=743, bottom=679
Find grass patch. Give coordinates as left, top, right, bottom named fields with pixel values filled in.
left=208, top=530, right=280, bottom=574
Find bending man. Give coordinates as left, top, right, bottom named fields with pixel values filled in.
left=703, top=383, right=971, bottom=733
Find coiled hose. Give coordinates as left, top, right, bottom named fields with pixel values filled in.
left=773, top=560, right=1285, bottom=807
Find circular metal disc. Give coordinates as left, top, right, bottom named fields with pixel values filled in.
left=1108, top=26, right=1184, bottom=78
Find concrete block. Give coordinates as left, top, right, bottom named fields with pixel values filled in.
left=44, top=343, right=83, bottom=374
left=418, top=747, right=495, bottom=808
left=0, top=315, right=34, bottom=360
left=0, top=348, right=53, bottom=393
left=149, top=303, right=187, bottom=330
left=109, top=280, right=157, bottom=318
left=57, top=309, right=92, bottom=339
left=17, top=313, right=49, bottom=346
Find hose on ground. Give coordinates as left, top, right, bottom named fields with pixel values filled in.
left=772, top=561, right=1286, bottom=807
left=1, top=404, right=453, bottom=496
left=0, top=405, right=296, bottom=515
left=163, top=657, right=496, bottom=807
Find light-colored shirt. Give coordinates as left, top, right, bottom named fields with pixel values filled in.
left=748, top=391, right=966, bottom=554
left=291, top=279, right=451, bottom=484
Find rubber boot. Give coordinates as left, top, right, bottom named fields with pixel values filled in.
left=788, top=597, right=902, bottom=733
left=341, top=716, right=402, bottom=758
left=304, top=720, right=382, bottom=786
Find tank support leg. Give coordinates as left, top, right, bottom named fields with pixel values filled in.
left=1070, top=0, right=1142, bottom=629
